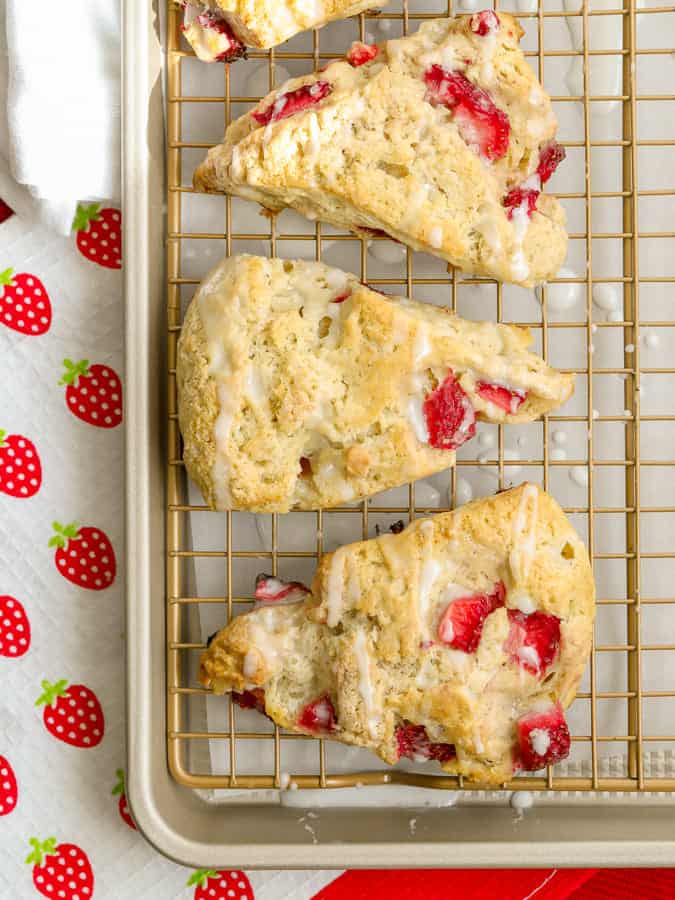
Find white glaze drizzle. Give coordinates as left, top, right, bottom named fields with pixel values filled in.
left=325, top=546, right=347, bottom=627
left=353, top=630, right=379, bottom=738
left=509, top=484, right=539, bottom=582
left=417, top=520, right=440, bottom=642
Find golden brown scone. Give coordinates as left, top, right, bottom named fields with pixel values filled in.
left=179, top=0, right=387, bottom=59
left=200, top=484, right=595, bottom=784
left=176, top=255, right=574, bottom=512
left=194, top=13, right=568, bottom=286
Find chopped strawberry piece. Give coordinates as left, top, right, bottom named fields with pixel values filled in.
left=233, top=689, right=266, bottom=714
left=424, top=66, right=510, bottom=161
left=437, top=581, right=506, bottom=653
left=347, top=42, right=379, bottom=67
left=252, top=81, right=332, bottom=126
left=516, top=703, right=570, bottom=770
left=537, top=141, right=566, bottom=184
left=196, top=11, right=227, bottom=32
left=396, top=722, right=456, bottom=763
left=423, top=372, right=476, bottom=450
left=503, top=187, right=540, bottom=220
left=505, top=609, right=561, bottom=676
left=476, top=381, right=527, bottom=414
left=298, top=695, right=337, bottom=734
left=470, top=10, right=500, bottom=36
left=254, top=573, right=311, bottom=603
left=331, top=290, right=351, bottom=304
left=189, top=10, right=246, bottom=62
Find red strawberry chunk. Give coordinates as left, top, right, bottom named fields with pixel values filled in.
left=396, top=722, right=456, bottom=763
left=423, top=372, right=476, bottom=450
left=438, top=581, right=506, bottom=653
left=252, top=81, right=332, bottom=126
left=505, top=609, right=560, bottom=676
left=537, top=141, right=566, bottom=184
left=233, top=688, right=266, bottom=714
left=331, top=290, right=351, bottom=304
left=254, top=573, right=311, bottom=603
left=298, top=694, right=337, bottom=734
left=424, top=66, right=510, bottom=161
left=197, top=11, right=229, bottom=32
left=503, top=187, right=540, bottom=220
left=470, top=10, right=500, bottom=36
left=347, top=42, right=379, bottom=67
left=476, top=381, right=527, bottom=414
left=516, top=702, right=570, bottom=770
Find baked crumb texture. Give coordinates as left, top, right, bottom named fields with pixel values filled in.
left=200, top=484, right=595, bottom=784
left=194, top=13, right=568, bottom=286
left=176, top=255, right=574, bottom=512
left=178, top=0, right=387, bottom=59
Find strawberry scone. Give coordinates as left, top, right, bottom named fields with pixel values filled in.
left=193, top=12, right=568, bottom=286
left=176, top=255, right=573, bottom=512
left=178, top=0, right=388, bottom=61
left=200, top=484, right=595, bottom=784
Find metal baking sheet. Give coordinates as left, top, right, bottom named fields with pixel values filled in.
left=124, top=0, right=675, bottom=868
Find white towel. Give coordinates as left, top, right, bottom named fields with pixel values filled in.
left=4, top=0, right=121, bottom=233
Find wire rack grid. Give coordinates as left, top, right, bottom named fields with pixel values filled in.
left=165, top=0, right=675, bottom=792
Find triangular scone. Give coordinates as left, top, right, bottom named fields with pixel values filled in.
left=200, top=484, right=595, bottom=784
left=177, top=255, right=573, bottom=512
left=179, top=0, right=388, bottom=60
left=194, top=13, right=567, bottom=286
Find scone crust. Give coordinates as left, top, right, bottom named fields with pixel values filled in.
left=213, top=0, right=389, bottom=49
left=200, top=484, right=596, bottom=784
left=194, top=13, right=567, bottom=286
left=176, top=255, right=574, bottom=512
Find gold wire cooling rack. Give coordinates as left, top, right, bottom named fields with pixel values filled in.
left=165, top=0, right=675, bottom=792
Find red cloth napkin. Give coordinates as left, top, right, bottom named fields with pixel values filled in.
left=314, top=868, right=675, bottom=899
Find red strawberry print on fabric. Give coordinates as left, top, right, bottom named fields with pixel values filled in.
left=72, top=202, right=122, bottom=269
left=346, top=42, right=379, bottom=67
left=0, top=268, right=51, bottom=335
left=424, top=66, right=510, bottom=161
left=505, top=609, right=561, bottom=676
left=503, top=187, right=539, bottom=221
left=254, top=573, right=311, bottom=603
left=59, top=359, right=123, bottom=429
left=188, top=869, right=253, bottom=900
left=476, top=381, right=527, bottom=414
left=50, top=522, right=117, bottom=591
left=537, top=141, right=566, bottom=184
left=112, top=769, right=136, bottom=830
left=0, top=199, right=14, bottom=225
left=0, top=594, right=31, bottom=658
left=437, top=581, right=506, bottom=653
left=26, top=837, right=94, bottom=900
left=297, top=695, right=337, bottom=734
left=395, top=722, right=455, bottom=763
left=252, top=81, right=332, bottom=126
left=36, top=679, right=105, bottom=749
left=0, top=755, right=18, bottom=816
left=232, top=688, right=266, bottom=714
left=470, top=10, right=499, bottom=36
left=516, top=702, right=570, bottom=770
left=0, top=430, right=42, bottom=498
left=423, top=372, right=476, bottom=450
